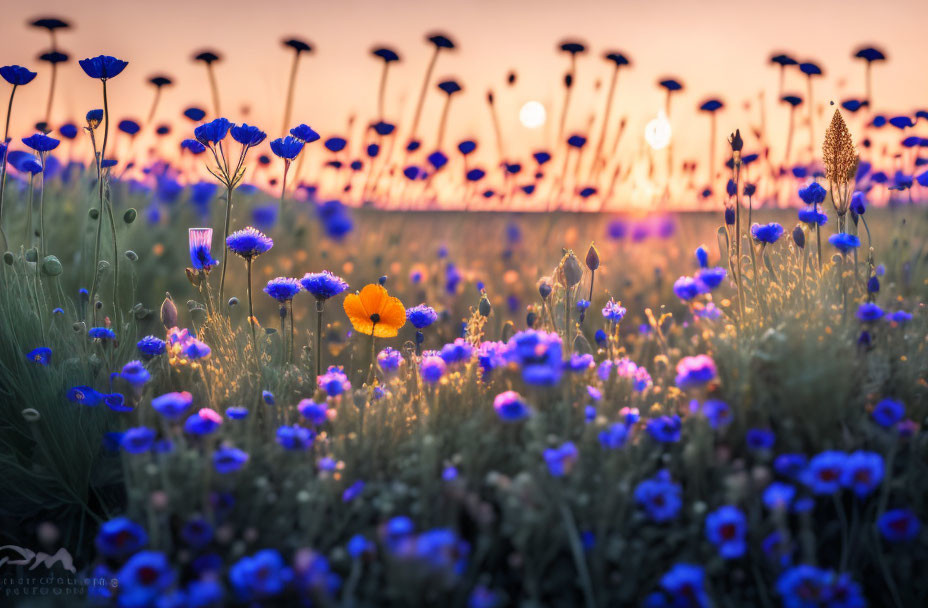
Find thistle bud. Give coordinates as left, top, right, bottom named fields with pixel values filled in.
left=867, top=275, right=879, bottom=294
left=161, top=293, right=177, bottom=329
left=123, top=208, right=137, bottom=224
left=560, top=251, right=583, bottom=287
left=585, top=243, right=600, bottom=271
left=538, top=279, right=552, bottom=300
left=743, top=183, right=756, bottom=197
left=478, top=295, right=492, bottom=317
left=526, top=311, right=537, bottom=328
left=724, top=207, right=735, bottom=226
left=564, top=73, right=573, bottom=88
left=726, top=179, right=737, bottom=197
left=792, top=225, right=805, bottom=249
left=378, top=275, right=388, bottom=285
left=25, top=248, right=37, bottom=262
left=4, top=251, right=14, bottom=265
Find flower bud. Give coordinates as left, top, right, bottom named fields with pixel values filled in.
left=125, top=250, right=138, bottom=261
left=478, top=295, right=491, bottom=317
left=724, top=207, right=735, bottom=226
left=41, top=255, right=62, bottom=276
left=561, top=252, right=583, bottom=287
left=792, top=225, right=805, bottom=249
left=3, top=251, right=14, bottom=265
left=161, top=293, right=177, bottom=328
left=124, top=208, right=137, bottom=224
left=89, top=208, right=99, bottom=220
left=585, top=243, right=600, bottom=271
left=228, top=297, right=239, bottom=307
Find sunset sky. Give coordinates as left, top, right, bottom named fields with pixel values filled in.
left=2, top=0, right=926, bottom=206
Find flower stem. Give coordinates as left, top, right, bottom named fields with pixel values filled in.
left=315, top=300, right=325, bottom=378
left=246, top=257, right=257, bottom=355
left=218, top=184, right=233, bottom=307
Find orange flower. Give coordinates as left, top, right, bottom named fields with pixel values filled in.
left=343, top=284, right=406, bottom=338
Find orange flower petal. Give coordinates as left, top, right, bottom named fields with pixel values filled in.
left=379, top=297, right=406, bottom=331
left=359, top=284, right=387, bottom=316
left=343, top=292, right=374, bottom=335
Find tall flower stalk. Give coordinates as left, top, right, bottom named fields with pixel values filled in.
left=729, top=130, right=746, bottom=320
left=280, top=39, right=312, bottom=137
left=21, top=133, right=61, bottom=260
left=194, top=119, right=266, bottom=307
left=0, top=65, right=38, bottom=249
left=301, top=271, right=349, bottom=377
left=226, top=227, right=273, bottom=355
left=79, top=55, right=128, bottom=323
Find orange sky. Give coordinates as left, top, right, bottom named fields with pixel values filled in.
left=2, top=0, right=927, bottom=207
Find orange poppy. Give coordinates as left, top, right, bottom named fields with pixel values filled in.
left=343, top=284, right=406, bottom=338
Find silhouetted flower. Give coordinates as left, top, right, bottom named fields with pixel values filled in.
left=0, top=65, right=38, bottom=86
left=79, top=55, right=128, bottom=79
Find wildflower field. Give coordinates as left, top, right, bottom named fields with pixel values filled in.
left=1, top=5, right=928, bottom=608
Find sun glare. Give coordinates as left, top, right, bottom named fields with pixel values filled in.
left=519, top=100, right=546, bottom=128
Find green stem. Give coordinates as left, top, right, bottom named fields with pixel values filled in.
left=218, top=184, right=233, bottom=307
left=246, top=257, right=257, bottom=355
left=315, top=300, right=325, bottom=378
left=89, top=79, right=110, bottom=320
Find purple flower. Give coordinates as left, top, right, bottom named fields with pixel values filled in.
left=213, top=447, right=248, bottom=473
left=750, top=222, right=785, bottom=244
left=802, top=451, right=846, bottom=494
left=300, top=271, right=348, bottom=300
left=675, top=355, right=717, bottom=389
left=264, top=277, right=302, bottom=302
left=856, top=302, right=884, bottom=322
left=96, top=517, right=148, bottom=559
left=120, top=360, right=151, bottom=387
left=226, top=227, right=273, bottom=259
left=420, top=355, right=446, bottom=382
left=26, top=347, right=51, bottom=366
left=276, top=425, right=315, bottom=450
left=872, top=398, right=904, bottom=427
left=152, top=391, right=193, bottom=420
left=121, top=427, right=156, bottom=454
left=659, top=563, right=707, bottom=608
left=407, top=304, right=438, bottom=328
left=841, top=450, right=883, bottom=497
left=647, top=415, right=682, bottom=443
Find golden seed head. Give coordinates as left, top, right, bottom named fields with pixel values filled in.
left=822, top=109, right=857, bottom=186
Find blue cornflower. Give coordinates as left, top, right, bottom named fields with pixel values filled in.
left=598, top=423, right=628, bottom=449
left=179, top=518, right=213, bottom=549
left=705, top=505, right=747, bottom=559
left=298, top=400, right=328, bottom=425
left=634, top=470, right=682, bottom=522
left=850, top=191, right=866, bottom=215
left=543, top=442, right=578, bottom=476
left=798, top=182, right=827, bottom=205
left=318, top=366, right=349, bottom=396
left=829, top=233, right=861, bottom=253
left=226, top=406, right=249, bottom=420
left=22, top=133, right=60, bottom=153
left=659, top=563, right=708, bottom=608
left=194, top=117, right=232, bottom=145
left=118, top=119, right=140, bottom=136
left=214, top=447, right=248, bottom=473
left=675, top=355, right=717, bottom=389
left=774, top=453, right=808, bottom=479
left=428, top=150, right=448, bottom=170
left=226, top=227, right=273, bottom=259
left=751, top=222, right=785, bottom=244
left=872, top=398, right=904, bottom=427
left=181, top=139, right=206, bottom=154
left=347, top=535, right=374, bottom=559
left=856, top=302, right=884, bottom=322
left=0, top=65, right=38, bottom=86
left=121, top=427, right=156, bottom=454
left=88, top=326, right=116, bottom=340
left=96, top=516, right=148, bottom=559
left=78, top=55, right=128, bottom=79
left=152, top=391, right=193, bottom=420
left=377, top=347, right=404, bottom=374
left=188, top=227, right=218, bottom=270
left=26, top=347, right=51, bottom=366
left=276, top=425, right=315, bottom=450
left=746, top=428, right=775, bottom=451
left=601, top=299, right=626, bottom=322
left=121, top=360, right=151, bottom=386
left=647, top=415, right=682, bottom=443
left=762, top=482, right=796, bottom=510
left=567, top=134, right=587, bottom=148
left=231, top=123, right=267, bottom=147
left=229, top=549, right=293, bottom=601
left=798, top=207, right=828, bottom=225
left=67, top=385, right=102, bottom=406
left=290, top=124, right=320, bottom=143
left=420, top=355, right=446, bottom=382
left=262, top=390, right=275, bottom=405
left=493, top=390, right=530, bottom=422
left=325, top=136, right=347, bottom=152
left=183, top=106, right=206, bottom=121
left=802, top=451, right=846, bottom=494
left=841, top=450, right=884, bottom=497
left=440, top=338, right=474, bottom=364
left=505, top=330, right=563, bottom=386
left=702, top=399, right=732, bottom=429
left=673, top=276, right=700, bottom=300
left=116, top=552, right=174, bottom=608
left=270, top=135, right=304, bottom=160
left=695, top=246, right=709, bottom=268
left=263, top=277, right=302, bottom=302
left=342, top=480, right=365, bottom=502
left=877, top=509, right=921, bottom=542
left=184, top=409, right=223, bottom=435
left=105, top=393, right=132, bottom=412
left=776, top=565, right=829, bottom=608
left=567, top=352, right=594, bottom=372
left=300, top=271, right=348, bottom=300
left=457, top=140, right=476, bottom=155
left=406, top=304, right=438, bottom=328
